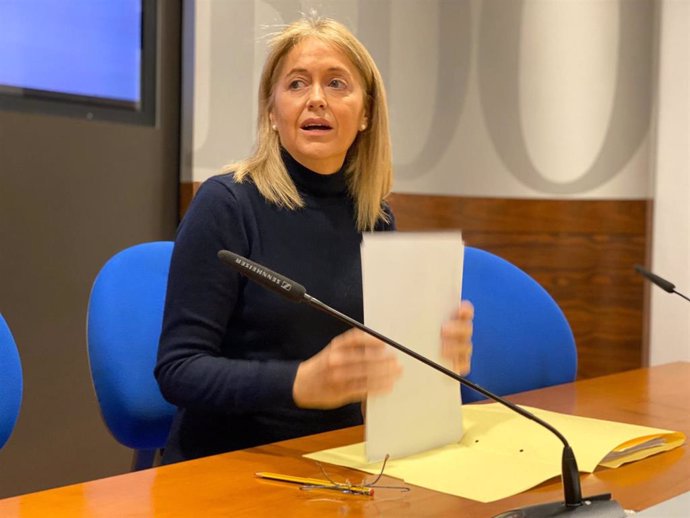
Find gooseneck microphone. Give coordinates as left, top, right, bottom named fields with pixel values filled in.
left=218, top=250, right=625, bottom=518
left=635, top=265, right=690, bottom=303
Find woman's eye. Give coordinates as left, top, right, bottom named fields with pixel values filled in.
left=329, top=79, right=347, bottom=89
left=288, top=79, right=305, bottom=90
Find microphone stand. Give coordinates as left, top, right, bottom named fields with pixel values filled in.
left=218, top=250, right=626, bottom=517
left=304, top=295, right=622, bottom=517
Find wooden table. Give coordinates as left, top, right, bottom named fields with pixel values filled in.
left=1, top=362, right=688, bottom=517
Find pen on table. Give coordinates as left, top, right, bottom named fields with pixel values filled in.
left=255, top=471, right=374, bottom=496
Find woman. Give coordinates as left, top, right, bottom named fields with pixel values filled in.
left=155, top=14, right=473, bottom=464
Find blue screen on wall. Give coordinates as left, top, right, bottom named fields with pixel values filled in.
left=0, top=0, right=141, bottom=103
left=0, top=0, right=156, bottom=124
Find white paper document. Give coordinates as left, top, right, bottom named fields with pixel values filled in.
left=361, top=231, right=465, bottom=461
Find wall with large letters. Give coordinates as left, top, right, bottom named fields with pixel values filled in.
left=183, top=0, right=653, bottom=199
left=180, top=0, right=687, bottom=376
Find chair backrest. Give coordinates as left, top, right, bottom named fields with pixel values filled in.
left=461, top=247, right=577, bottom=403
left=86, top=241, right=176, bottom=451
left=0, top=314, right=23, bottom=449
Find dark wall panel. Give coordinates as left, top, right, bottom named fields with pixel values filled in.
left=0, top=2, right=181, bottom=498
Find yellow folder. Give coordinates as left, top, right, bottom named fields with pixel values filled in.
left=305, top=403, right=685, bottom=503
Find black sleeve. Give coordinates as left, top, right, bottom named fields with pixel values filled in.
left=154, top=179, right=300, bottom=414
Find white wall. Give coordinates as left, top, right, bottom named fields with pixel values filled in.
left=182, top=0, right=688, bottom=363
left=182, top=0, right=655, bottom=200
left=648, top=0, right=690, bottom=364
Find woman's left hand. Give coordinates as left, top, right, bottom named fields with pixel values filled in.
left=441, top=301, right=474, bottom=375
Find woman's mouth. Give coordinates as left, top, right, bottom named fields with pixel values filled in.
left=300, top=119, right=333, bottom=132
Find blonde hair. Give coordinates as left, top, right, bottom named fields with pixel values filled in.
left=225, top=14, right=393, bottom=231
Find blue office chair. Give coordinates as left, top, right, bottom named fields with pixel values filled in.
left=86, top=241, right=176, bottom=470
left=0, top=314, right=23, bottom=450
left=461, top=247, right=577, bottom=403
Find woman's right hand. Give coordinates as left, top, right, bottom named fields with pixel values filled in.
left=292, top=328, right=403, bottom=409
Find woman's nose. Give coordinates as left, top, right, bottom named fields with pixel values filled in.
left=307, top=84, right=326, bottom=109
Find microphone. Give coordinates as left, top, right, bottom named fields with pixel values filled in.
left=217, top=250, right=306, bottom=302
left=218, top=250, right=625, bottom=517
left=635, top=265, right=690, bottom=303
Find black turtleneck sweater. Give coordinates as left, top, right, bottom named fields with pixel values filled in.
left=155, top=152, right=395, bottom=463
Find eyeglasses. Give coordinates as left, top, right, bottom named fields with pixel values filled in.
left=300, top=454, right=410, bottom=496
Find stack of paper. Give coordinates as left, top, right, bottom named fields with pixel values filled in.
left=361, top=232, right=465, bottom=461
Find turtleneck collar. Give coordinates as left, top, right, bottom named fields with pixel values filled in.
left=281, top=148, right=349, bottom=198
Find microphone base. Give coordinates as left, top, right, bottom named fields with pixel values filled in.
left=494, top=494, right=626, bottom=518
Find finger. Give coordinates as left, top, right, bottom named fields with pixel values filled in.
left=328, top=328, right=364, bottom=351
left=443, top=343, right=472, bottom=363
left=328, top=346, right=400, bottom=383
left=456, top=300, right=474, bottom=319
left=343, top=375, right=369, bottom=396
left=443, top=344, right=472, bottom=374
left=325, top=347, right=393, bottom=378
left=360, top=350, right=401, bottom=391
left=352, top=329, right=390, bottom=353
left=365, top=354, right=403, bottom=379
left=442, top=319, right=473, bottom=342
left=330, top=328, right=388, bottom=354
left=330, top=331, right=393, bottom=366
left=442, top=342, right=471, bottom=364
left=442, top=336, right=472, bottom=353
left=340, top=361, right=401, bottom=402
left=365, top=364, right=403, bottom=395
left=444, top=300, right=474, bottom=329
left=366, top=379, right=397, bottom=396
left=329, top=351, right=401, bottom=396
